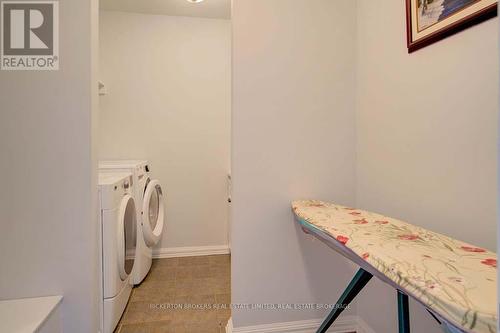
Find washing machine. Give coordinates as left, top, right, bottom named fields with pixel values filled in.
left=98, top=172, right=137, bottom=333
left=99, top=160, right=165, bottom=285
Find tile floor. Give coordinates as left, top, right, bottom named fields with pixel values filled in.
left=115, top=255, right=231, bottom=333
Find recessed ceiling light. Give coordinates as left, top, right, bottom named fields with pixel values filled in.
left=186, top=0, right=205, bottom=3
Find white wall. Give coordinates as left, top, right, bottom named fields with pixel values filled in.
left=231, top=0, right=358, bottom=327
left=356, top=1, right=498, bottom=332
left=0, top=1, right=100, bottom=332
left=98, top=11, right=231, bottom=249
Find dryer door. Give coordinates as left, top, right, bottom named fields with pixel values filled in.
left=142, top=179, right=165, bottom=247
left=117, top=194, right=137, bottom=280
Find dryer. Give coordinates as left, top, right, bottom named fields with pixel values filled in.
left=99, top=160, right=165, bottom=285
left=98, top=172, right=137, bottom=333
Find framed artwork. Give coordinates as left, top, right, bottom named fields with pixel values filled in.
left=406, top=0, right=498, bottom=52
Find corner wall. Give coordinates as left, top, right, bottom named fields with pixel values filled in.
left=231, top=0, right=358, bottom=327
left=356, top=1, right=498, bottom=332
left=0, top=0, right=100, bottom=332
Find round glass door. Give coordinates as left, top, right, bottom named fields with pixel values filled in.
left=148, top=185, right=160, bottom=231
left=142, top=179, right=165, bottom=247
left=117, top=195, right=137, bottom=280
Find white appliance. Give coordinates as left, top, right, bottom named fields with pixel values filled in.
left=98, top=172, right=137, bottom=333
left=99, top=160, right=165, bottom=285
left=0, top=296, right=62, bottom=333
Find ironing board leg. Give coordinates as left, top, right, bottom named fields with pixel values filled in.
left=427, top=309, right=441, bottom=325
left=316, top=268, right=373, bottom=333
left=398, top=291, right=410, bottom=333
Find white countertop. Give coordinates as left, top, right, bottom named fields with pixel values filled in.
left=0, top=296, right=63, bottom=333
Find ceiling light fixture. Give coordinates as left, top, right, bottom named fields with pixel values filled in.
left=186, top=0, right=205, bottom=3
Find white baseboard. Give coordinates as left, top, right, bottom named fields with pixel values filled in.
left=226, top=315, right=375, bottom=333
left=226, top=318, right=233, bottom=333
left=356, top=317, right=376, bottom=333
left=152, top=245, right=230, bottom=259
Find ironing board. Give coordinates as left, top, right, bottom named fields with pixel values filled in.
left=292, top=200, right=497, bottom=333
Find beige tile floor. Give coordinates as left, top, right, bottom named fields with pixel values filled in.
left=115, top=255, right=231, bottom=333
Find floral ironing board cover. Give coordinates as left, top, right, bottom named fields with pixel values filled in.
left=292, top=200, right=497, bottom=333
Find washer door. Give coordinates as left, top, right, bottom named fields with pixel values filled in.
left=117, top=194, right=137, bottom=281
left=142, top=179, right=165, bottom=247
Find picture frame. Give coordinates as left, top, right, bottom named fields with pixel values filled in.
left=406, top=0, right=498, bottom=53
